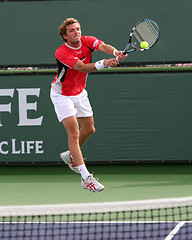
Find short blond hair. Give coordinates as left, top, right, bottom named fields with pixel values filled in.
left=59, top=18, right=80, bottom=41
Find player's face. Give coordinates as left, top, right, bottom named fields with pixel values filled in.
left=64, top=23, right=81, bottom=46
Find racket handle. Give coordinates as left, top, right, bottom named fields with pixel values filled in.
left=123, top=43, right=130, bottom=55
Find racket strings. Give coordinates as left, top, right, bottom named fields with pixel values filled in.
left=131, top=20, right=159, bottom=49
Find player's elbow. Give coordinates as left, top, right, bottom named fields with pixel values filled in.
left=79, top=67, right=94, bottom=74
left=73, top=61, right=94, bottom=74
left=81, top=68, right=90, bottom=74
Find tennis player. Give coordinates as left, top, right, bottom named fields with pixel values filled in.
left=50, top=18, right=127, bottom=192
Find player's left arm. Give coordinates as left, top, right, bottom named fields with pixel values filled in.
left=98, top=43, right=127, bottom=61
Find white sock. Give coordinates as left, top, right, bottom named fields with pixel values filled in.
left=78, top=164, right=90, bottom=180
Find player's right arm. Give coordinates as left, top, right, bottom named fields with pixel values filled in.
left=73, top=58, right=119, bottom=73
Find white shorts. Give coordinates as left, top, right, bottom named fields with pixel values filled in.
left=50, top=89, right=93, bottom=122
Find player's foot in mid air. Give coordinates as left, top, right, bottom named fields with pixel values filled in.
left=60, top=151, right=80, bottom=174
left=81, top=174, right=105, bottom=192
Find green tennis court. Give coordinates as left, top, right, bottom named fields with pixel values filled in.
left=1, top=162, right=192, bottom=239
left=0, top=163, right=191, bottom=206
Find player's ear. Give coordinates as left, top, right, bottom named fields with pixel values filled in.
left=63, top=34, right=67, bottom=41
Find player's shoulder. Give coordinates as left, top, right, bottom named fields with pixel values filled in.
left=81, top=36, right=103, bottom=49
left=81, top=35, right=98, bottom=42
left=56, top=43, right=67, bottom=51
left=55, top=43, right=69, bottom=56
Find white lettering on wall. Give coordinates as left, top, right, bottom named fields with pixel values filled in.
left=0, top=89, right=14, bottom=126
left=0, top=141, right=9, bottom=155
left=0, top=139, right=44, bottom=155
left=17, top=88, right=43, bottom=126
left=0, top=88, right=43, bottom=127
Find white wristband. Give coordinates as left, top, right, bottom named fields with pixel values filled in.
left=113, top=49, right=117, bottom=57
left=95, top=59, right=105, bottom=70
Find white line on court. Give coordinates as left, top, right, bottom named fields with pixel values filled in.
left=164, top=221, right=186, bottom=240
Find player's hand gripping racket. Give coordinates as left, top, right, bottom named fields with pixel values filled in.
left=123, top=19, right=160, bottom=55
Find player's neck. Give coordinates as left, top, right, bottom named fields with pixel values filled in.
left=67, top=40, right=81, bottom=49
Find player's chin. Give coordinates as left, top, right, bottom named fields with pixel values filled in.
left=73, top=39, right=80, bottom=44
left=74, top=36, right=81, bottom=41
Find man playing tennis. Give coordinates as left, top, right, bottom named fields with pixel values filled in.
left=50, top=18, right=127, bottom=192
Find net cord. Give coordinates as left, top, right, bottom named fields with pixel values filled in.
left=0, top=196, right=192, bottom=217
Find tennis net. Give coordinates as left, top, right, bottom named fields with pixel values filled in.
left=0, top=197, right=192, bottom=240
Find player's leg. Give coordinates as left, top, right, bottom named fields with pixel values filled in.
left=62, top=116, right=104, bottom=192
left=77, top=116, right=95, bottom=148
left=61, top=116, right=90, bottom=178
left=51, top=89, right=104, bottom=192
left=62, top=115, right=84, bottom=167
left=77, top=113, right=104, bottom=192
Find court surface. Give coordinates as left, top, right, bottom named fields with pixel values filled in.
left=0, top=163, right=192, bottom=239
left=0, top=163, right=191, bottom=206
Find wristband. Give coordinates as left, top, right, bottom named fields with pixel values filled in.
left=113, top=49, right=117, bottom=57
left=95, top=59, right=105, bottom=70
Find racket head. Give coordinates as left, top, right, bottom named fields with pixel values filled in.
left=124, top=19, right=160, bottom=54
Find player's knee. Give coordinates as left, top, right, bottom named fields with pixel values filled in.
left=89, top=126, right=96, bottom=135
left=70, top=129, right=80, bottom=143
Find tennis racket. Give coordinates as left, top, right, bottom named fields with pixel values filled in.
left=123, top=19, right=160, bottom=54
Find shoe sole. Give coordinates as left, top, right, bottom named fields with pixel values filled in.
left=83, top=187, right=105, bottom=192
left=81, top=184, right=105, bottom=192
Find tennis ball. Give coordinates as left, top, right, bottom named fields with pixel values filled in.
left=140, top=41, right=149, bottom=49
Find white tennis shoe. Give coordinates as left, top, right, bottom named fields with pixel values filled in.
left=60, top=151, right=80, bottom=174
left=81, top=174, right=105, bottom=192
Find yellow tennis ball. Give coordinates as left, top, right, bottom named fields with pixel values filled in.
left=140, top=41, right=149, bottom=49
